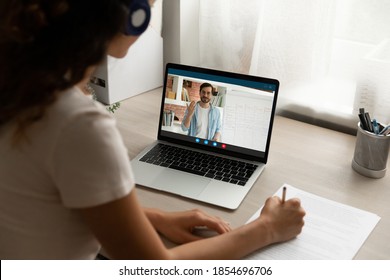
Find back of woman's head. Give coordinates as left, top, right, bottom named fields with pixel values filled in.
left=0, top=0, right=130, bottom=141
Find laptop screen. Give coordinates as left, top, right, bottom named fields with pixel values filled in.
left=158, top=63, right=279, bottom=163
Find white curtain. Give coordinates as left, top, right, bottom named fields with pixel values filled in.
left=198, top=0, right=390, bottom=133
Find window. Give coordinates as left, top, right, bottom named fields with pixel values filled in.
left=169, top=0, right=390, bottom=133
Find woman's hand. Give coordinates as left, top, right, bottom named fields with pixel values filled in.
left=144, top=208, right=231, bottom=244
left=257, top=196, right=306, bottom=245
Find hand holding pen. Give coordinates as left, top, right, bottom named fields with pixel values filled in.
left=258, top=186, right=305, bottom=244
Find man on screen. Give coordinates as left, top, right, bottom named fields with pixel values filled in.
left=181, top=83, right=221, bottom=141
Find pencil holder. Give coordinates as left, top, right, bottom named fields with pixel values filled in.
left=352, top=122, right=390, bottom=178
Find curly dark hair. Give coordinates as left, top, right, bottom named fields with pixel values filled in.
left=0, top=0, right=130, bottom=141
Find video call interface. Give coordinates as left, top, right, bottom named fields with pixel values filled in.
left=159, top=67, right=278, bottom=160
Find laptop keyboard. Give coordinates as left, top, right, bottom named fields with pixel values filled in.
left=139, top=143, right=258, bottom=186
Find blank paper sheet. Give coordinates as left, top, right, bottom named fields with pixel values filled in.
left=245, top=184, right=381, bottom=260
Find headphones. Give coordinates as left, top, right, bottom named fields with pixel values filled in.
left=124, top=0, right=151, bottom=36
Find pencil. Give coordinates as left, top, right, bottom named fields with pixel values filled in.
left=282, top=186, right=287, bottom=204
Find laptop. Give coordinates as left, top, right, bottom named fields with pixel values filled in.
left=131, top=63, right=279, bottom=209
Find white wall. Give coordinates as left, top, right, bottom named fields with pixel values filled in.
left=162, top=0, right=200, bottom=66
left=91, top=0, right=164, bottom=104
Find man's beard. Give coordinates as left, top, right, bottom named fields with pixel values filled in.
left=201, top=97, right=210, bottom=103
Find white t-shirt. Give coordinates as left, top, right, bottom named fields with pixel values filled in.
left=195, top=106, right=210, bottom=139
left=0, top=87, right=134, bottom=259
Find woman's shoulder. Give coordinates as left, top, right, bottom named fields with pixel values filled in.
left=51, top=86, right=109, bottom=120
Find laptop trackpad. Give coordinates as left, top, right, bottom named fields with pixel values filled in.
left=151, top=169, right=209, bottom=198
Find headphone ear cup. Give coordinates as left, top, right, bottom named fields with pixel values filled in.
left=124, top=0, right=151, bottom=36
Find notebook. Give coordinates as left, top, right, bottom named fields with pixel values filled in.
left=131, top=63, right=279, bottom=209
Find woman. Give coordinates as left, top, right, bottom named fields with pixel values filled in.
left=0, top=0, right=305, bottom=259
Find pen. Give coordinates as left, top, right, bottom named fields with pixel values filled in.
left=358, top=113, right=369, bottom=131
left=373, top=119, right=379, bottom=135
left=364, top=112, right=373, bottom=132
left=282, top=186, right=287, bottom=204
left=380, top=125, right=390, bottom=135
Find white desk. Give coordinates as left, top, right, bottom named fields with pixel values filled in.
left=114, top=87, right=390, bottom=259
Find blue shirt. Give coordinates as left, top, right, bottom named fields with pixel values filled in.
left=181, top=102, right=221, bottom=140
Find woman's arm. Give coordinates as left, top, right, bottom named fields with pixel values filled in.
left=77, top=189, right=305, bottom=259
left=143, top=207, right=231, bottom=244
left=168, top=196, right=305, bottom=259
left=77, top=189, right=170, bottom=259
